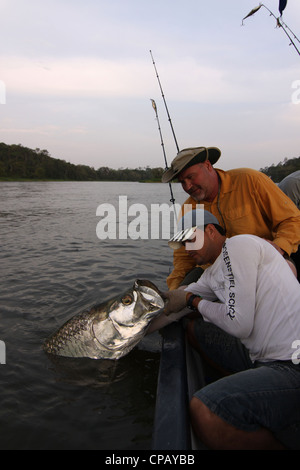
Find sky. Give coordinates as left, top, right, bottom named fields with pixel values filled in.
left=0, top=0, right=299, bottom=172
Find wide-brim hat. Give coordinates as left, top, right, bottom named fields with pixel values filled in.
left=162, top=147, right=221, bottom=183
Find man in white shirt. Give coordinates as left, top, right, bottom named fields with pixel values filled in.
left=164, top=209, right=300, bottom=450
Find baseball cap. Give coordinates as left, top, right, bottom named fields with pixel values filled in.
left=168, top=209, right=220, bottom=250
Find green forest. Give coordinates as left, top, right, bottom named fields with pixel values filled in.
left=0, top=143, right=164, bottom=182
left=260, top=157, right=300, bottom=182
left=0, top=142, right=299, bottom=182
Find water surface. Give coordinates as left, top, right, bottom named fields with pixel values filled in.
left=0, top=181, right=185, bottom=450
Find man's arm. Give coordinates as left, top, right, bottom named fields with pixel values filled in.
left=167, top=245, right=197, bottom=290
left=254, top=172, right=300, bottom=256
left=187, top=237, right=259, bottom=339
left=167, top=197, right=198, bottom=290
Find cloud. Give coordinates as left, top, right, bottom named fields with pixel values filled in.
left=0, top=0, right=299, bottom=172
left=0, top=123, right=88, bottom=136
left=1, top=56, right=145, bottom=98
left=1, top=53, right=298, bottom=108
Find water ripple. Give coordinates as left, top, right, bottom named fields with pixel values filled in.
left=0, top=181, right=185, bottom=450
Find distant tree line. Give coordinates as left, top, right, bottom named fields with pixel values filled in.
left=260, top=156, right=300, bottom=182
left=0, top=143, right=164, bottom=182
left=1, top=142, right=299, bottom=183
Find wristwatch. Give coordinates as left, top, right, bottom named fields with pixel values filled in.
left=187, top=294, right=200, bottom=311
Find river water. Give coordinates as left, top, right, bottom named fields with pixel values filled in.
left=0, top=181, right=186, bottom=450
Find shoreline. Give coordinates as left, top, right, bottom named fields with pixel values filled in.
left=0, top=177, right=164, bottom=183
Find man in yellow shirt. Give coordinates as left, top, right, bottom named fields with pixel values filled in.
left=162, top=147, right=300, bottom=289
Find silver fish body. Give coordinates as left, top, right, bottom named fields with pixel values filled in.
left=44, top=280, right=165, bottom=360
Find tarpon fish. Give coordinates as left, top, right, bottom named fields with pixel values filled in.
left=44, top=280, right=165, bottom=360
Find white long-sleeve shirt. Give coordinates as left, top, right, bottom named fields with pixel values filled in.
left=186, top=235, right=300, bottom=363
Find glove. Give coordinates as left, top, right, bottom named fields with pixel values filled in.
left=163, top=289, right=187, bottom=316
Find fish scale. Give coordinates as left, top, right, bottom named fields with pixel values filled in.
left=44, top=311, right=91, bottom=355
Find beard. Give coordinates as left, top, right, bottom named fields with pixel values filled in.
left=187, top=186, right=206, bottom=201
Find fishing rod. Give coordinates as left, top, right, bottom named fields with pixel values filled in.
left=150, top=50, right=180, bottom=153
left=150, top=98, right=176, bottom=206
left=262, top=3, right=300, bottom=56
left=150, top=50, right=182, bottom=213
left=242, top=4, right=300, bottom=56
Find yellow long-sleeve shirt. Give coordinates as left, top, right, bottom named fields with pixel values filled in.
left=167, top=167, right=300, bottom=290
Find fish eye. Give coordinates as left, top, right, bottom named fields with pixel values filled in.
left=122, top=295, right=133, bottom=306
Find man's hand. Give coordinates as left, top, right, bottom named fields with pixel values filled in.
left=163, top=289, right=188, bottom=315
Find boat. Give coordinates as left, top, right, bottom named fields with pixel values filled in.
left=152, top=321, right=211, bottom=450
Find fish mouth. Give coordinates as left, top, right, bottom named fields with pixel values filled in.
left=135, top=279, right=161, bottom=292
left=135, top=279, right=165, bottom=311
